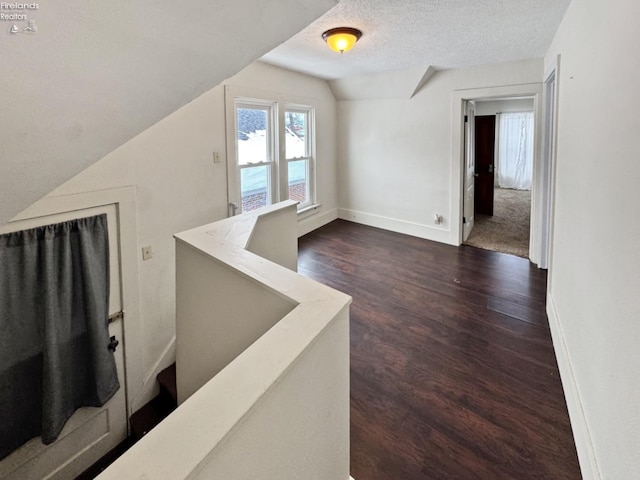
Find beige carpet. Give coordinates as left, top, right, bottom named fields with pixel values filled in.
left=464, top=188, right=530, bottom=258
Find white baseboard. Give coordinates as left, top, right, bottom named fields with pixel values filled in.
left=337, top=208, right=454, bottom=245
left=131, top=336, right=176, bottom=412
left=547, top=293, right=600, bottom=480
left=298, top=207, right=339, bottom=237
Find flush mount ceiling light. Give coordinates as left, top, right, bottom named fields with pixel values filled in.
left=322, top=27, right=362, bottom=53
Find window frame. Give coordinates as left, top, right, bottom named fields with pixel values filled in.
left=233, top=98, right=278, bottom=213
left=225, top=85, right=316, bottom=215
left=282, top=104, right=315, bottom=210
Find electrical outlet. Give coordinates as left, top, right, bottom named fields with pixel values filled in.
left=141, top=245, right=153, bottom=261
left=213, top=151, right=221, bottom=164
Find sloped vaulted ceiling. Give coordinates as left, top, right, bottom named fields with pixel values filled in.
left=0, top=0, right=336, bottom=224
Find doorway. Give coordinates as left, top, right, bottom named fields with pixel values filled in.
left=464, top=98, right=535, bottom=258
left=451, top=82, right=551, bottom=266
left=0, top=187, right=142, bottom=479
left=0, top=205, right=127, bottom=479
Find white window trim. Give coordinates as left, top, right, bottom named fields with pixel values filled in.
left=283, top=104, right=315, bottom=210
left=228, top=97, right=278, bottom=213
left=225, top=85, right=317, bottom=215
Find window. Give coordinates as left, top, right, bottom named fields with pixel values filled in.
left=497, top=112, right=534, bottom=190
left=285, top=107, right=313, bottom=209
left=226, top=87, right=315, bottom=214
left=235, top=102, right=276, bottom=212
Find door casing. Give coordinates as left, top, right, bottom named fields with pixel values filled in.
left=451, top=83, right=544, bottom=265
left=539, top=55, right=561, bottom=273
left=462, top=102, right=476, bottom=241
left=0, top=188, right=142, bottom=477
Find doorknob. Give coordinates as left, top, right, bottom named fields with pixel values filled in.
left=474, top=173, right=479, bottom=177
left=108, top=336, right=119, bottom=353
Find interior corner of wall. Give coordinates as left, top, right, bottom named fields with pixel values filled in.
left=297, top=207, right=338, bottom=237
left=131, top=336, right=177, bottom=412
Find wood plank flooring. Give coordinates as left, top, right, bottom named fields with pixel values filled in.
left=298, top=220, right=581, bottom=480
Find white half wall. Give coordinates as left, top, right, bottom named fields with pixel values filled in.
left=98, top=201, right=351, bottom=480
left=36, top=61, right=338, bottom=410
left=544, top=0, right=640, bottom=478
left=336, top=59, right=542, bottom=244
left=175, top=202, right=299, bottom=403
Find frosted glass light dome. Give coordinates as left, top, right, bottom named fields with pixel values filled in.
left=322, top=27, right=362, bottom=53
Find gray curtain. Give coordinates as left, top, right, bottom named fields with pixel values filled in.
left=0, top=214, right=119, bottom=460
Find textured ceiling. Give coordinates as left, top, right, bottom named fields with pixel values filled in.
left=262, top=0, right=572, bottom=80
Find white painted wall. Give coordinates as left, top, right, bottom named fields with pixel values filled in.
left=97, top=202, right=351, bottom=480
left=0, top=0, right=336, bottom=226
left=543, top=0, right=640, bottom=478
left=328, top=66, right=436, bottom=100
left=37, top=61, right=338, bottom=410
left=336, top=59, right=542, bottom=244
left=175, top=203, right=299, bottom=403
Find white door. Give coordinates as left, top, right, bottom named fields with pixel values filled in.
left=463, top=102, right=476, bottom=241
left=0, top=204, right=127, bottom=480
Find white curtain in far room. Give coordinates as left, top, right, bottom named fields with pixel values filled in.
left=497, top=112, right=534, bottom=190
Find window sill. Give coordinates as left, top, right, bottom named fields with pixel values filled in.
left=297, top=204, right=322, bottom=219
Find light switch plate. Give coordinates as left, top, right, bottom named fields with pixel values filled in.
left=142, top=245, right=153, bottom=261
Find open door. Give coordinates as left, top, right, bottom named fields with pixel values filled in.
left=0, top=204, right=127, bottom=480
left=474, top=115, right=496, bottom=216
left=539, top=67, right=558, bottom=270
left=462, top=102, right=476, bottom=241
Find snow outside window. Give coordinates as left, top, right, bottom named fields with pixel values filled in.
left=236, top=103, right=276, bottom=212
left=230, top=95, right=315, bottom=214
left=285, top=108, right=313, bottom=209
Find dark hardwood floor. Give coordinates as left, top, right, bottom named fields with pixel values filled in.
left=298, top=220, right=581, bottom=480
